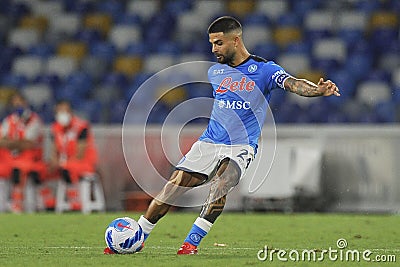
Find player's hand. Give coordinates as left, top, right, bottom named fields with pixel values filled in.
left=317, top=78, right=340, bottom=97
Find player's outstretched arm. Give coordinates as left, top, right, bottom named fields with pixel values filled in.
left=284, top=77, right=340, bottom=97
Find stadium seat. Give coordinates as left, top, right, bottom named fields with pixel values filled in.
left=102, top=72, right=130, bottom=89
left=21, top=83, right=52, bottom=109
left=33, top=74, right=61, bottom=89
left=297, top=69, right=325, bottom=85
left=327, top=70, right=357, bottom=101
left=125, top=42, right=146, bottom=56
left=115, top=13, right=141, bottom=26
left=65, top=72, right=93, bottom=95
left=74, top=29, right=103, bottom=44
left=304, top=10, right=334, bottom=33
left=93, top=85, right=121, bottom=106
left=273, top=26, right=302, bottom=48
left=313, top=38, right=346, bottom=63
left=109, top=25, right=141, bottom=51
left=284, top=41, right=311, bottom=55
left=243, top=25, right=272, bottom=51
left=4, top=1, right=30, bottom=20
left=277, top=13, right=302, bottom=27
left=337, top=28, right=365, bottom=46
left=8, top=28, right=40, bottom=50
left=155, top=41, right=181, bottom=55
left=0, top=15, right=11, bottom=39
left=165, top=0, right=193, bottom=15
left=311, top=58, right=340, bottom=76
left=48, top=13, right=81, bottom=36
left=89, top=41, right=116, bottom=63
left=192, top=0, right=225, bottom=22
left=54, top=84, right=83, bottom=105
left=110, top=98, right=128, bottom=123
left=356, top=81, right=391, bottom=107
left=65, top=0, right=95, bottom=14
left=76, top=99, right=103, bottom=123
left=30, top=0, right=63, bottom=16
left=370, top=11, right=398, bottom=30
left=1, top=73, right=28, bottom=89
left=143, top=54, right=175, bottom=73
left=355, top=0, right=381, bottom=14
left=97, top=0, right=125, bottom=19
left=374, top=100, right=396, bottom=123
left=255, top=0, right=288, bottom=22
left=227, top=0, right=255, bottom=17
left=113, top=56, right=143, bottom=77
left=177, top=11, right=208, bottom=36
left=378, top=52, right=400, bottom=72
left=28, top=43, right=55, bottom=59
left=125, top=72, right=154, bottom=99
left=12, top=56, right=43, bottom=80
left=127, top=0, right=160, bottom=21
left=84, top=13, right=112, bottom=36
left=305, top=99, right=332, bottom=123
left=242, top=13, right=271, bottom=26
left=371, top=28, right=398, bottom=51
left=19, top=15, right=48, bottom=33
left=337, top=11, right=368, bottom=31
left=392, top=67, right=400, bottom=87
left=253, top=43, right=280, bottom=60
left=278, top=53, right=310, bottom=76
left=44, top=56, right=78, bottom=78
left=344, top=53, right=373, bottom=82
left=81, top=56, right=109, bottom=81
left=57, top=42, right=87, bottom=61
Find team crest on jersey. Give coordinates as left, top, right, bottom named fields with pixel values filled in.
left=248, top=64, right=257, bottom=73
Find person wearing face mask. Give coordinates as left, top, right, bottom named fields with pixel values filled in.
left=50, top=100, right=98, bottom=210
left=0, top=92, right=50, bottom=212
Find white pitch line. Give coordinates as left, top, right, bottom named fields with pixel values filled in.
left=4, top=246, right=400, bottom=253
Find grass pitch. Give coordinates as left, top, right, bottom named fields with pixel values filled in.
left=0, top=212, right=398, bottom=267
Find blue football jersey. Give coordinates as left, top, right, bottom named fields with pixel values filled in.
left=198, top=55, right=291, bottom=152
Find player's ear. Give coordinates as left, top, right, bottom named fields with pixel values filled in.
left=234, top=35, right=240, bottom=48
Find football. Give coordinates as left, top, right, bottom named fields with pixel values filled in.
left=104, top=217, right=144, bottom=254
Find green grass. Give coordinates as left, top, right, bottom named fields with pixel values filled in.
left=0, top=212, right=398, bottom=267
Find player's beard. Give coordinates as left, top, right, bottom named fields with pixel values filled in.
left=215, top=51, right=235, bottom=65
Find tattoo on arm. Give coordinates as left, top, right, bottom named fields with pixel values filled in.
left=284, top=77, right=324, bottom=97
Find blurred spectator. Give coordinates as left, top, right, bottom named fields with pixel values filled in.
left=0, top=92, right=50, bottom=212
left=50, top=100, right=97, bottom=210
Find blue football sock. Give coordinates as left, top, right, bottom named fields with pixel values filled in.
left=184, top=224, right=207, bottom=246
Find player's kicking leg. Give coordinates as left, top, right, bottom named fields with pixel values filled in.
left=139, top=170, right=206, bottom=238
left=177, top=158, right=240, bottom=255
left=104, top=170, right=206, bottom=254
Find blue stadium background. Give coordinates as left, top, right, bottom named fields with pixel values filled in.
left=0, top=0, right=399, bottom=124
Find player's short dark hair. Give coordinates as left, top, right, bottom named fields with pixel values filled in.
left=208, top=16, right=242, bottom=34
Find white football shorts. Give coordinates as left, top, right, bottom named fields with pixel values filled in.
left=176, top=140, right=255, bottom=179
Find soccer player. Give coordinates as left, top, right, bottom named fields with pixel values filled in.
left=104, top=16, right=340, bottom=255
